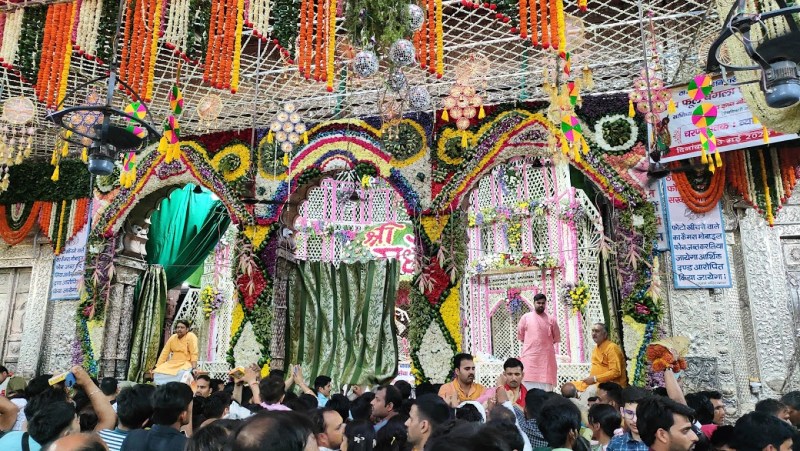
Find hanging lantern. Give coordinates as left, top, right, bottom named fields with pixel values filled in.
left=268, top=103, right=308, bottom=169
left=353, top=50, right=380, bottom=78
left=441, top=79, right=484, bottom=147
left=389, top=39, right=417, bottom=67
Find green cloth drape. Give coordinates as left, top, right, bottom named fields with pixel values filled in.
left=286, top=260, right=399, bottom=388
left=127, top=265, right=168, bottom=382
left=145, top=184, right=231, bottom=289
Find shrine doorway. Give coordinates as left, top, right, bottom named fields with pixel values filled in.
left=462, top=157, right=605, bottom=388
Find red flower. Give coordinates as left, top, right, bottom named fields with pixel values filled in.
left=423, top=260, right=451, bottom=306
left=237, top=270, right=267, bottom=311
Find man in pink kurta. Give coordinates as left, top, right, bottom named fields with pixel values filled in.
left=517, top=293, right=561, bottom=392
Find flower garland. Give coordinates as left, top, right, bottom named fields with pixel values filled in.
left=119, top=0, right=161, bottom=100
left=200, top=285, right=226, bottom=318
left=0, top=201, right=43, bottom=245
left=622, top=293, right=662, bottom=324
left=506, top=287, right=526, bottom=315
left=0, top=9, right=24, bottom=66
left=594, top=114, right=638, bottom=153
left=670, top=162, right=725, bottom=214
left=163, top=0, right=193, bottom=55
left=74, top=0, right=103, bottom=59
left=204, top=0, right=242, bottom=91
left=16, top=6, right=46, bottom=83
left=563, top=280, right=589, bottom=316
left=36, top=2, right=76, bottom=109
left=246, top=0, right=270, bottom=39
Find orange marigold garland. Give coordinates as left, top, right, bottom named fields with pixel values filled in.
left=119, top=0, right=160, bottom=100
left=296, top=0, right=334, bottom=84
left=646, top=344, right=687, bottom=373
left=670, top=162, right=725, bottom=214
left=204, top=0, right=242, bottom=89
left=36, top=3, right=75, bottom=109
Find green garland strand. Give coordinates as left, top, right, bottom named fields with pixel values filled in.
left=0, top=159, right=91, bottom=204
left=186, top=0, right=211, bottom=61
left=272, top=0, right=300, bottom=57
left=17, top=6, right=46, bottom=83
left=96, top=0, right=121, bottom=64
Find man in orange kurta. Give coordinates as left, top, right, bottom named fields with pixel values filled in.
left=573, top=322, right=627, bottom=392
left=438, top=353, right=487, bottom=406
left=517, top=293, right=561, bottom=392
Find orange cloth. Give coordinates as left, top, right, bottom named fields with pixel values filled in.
left=438, top=380, right=486, bottom=403
left=154, top=332, right=199, bottom=376
left=573, top=339, right=627, bottom=391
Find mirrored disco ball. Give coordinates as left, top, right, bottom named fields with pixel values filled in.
left=388, top=69, right=408, bottom=92
left=389, top=39, right=416, bottom=67
left=408, top=4, right=425, bottom=31
left=408, top=85, right=431, bottom=110
left=353, top=50, right=380, bottom=78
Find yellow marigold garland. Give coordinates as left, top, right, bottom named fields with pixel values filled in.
left=145, top=0, right=163, bottom=102
left=231, top=301, right=245, bottom=336
left=231, top=0, right=245, bottom=93
left=326, top=0, right=336, bottom=92
left=439, top=287, right=462, bottom=351
left=435, top=0, right=443, bottom=77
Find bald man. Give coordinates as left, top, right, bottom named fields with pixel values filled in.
left=47, top=433, right=108, bottom=451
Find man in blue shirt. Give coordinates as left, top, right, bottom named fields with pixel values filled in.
left=121, top=382, right=193, bottom=451
left=607, top=387, right=652, bottom=451
left=315, top=375, right=333, bottom=408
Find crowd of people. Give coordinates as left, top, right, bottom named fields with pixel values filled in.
left=0, top=350, right=798, bottom=451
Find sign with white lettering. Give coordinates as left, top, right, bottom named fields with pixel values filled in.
left=660, top=77, right=799, bottom=163
left=50, top=224, right=88, bottom=300
left=662, top=175, right=732, bottom=289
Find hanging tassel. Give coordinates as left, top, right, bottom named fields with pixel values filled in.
left=303, top=132, right=309, bottom=144
left=582, top=65, right=593, bottom=90
left=668, top=99, right=676, bottom=114
left=700, top=142, right=708, bottom=165
left=708, top=161, right=715, bottom=173
left=560, top=138, right=570, bottom=155
left=478, top=105, right=485, bottom=119
left=267, top=130, right=274, bottom=144
left=628, top=99, right=635, bottom=118
left=50, top=151, right=58, bottom=166
left=442, top=109, right=449, bottom=121
left=81, top=147, right=88, bottom=163
left=763, top=125, right=769, bottom=143
left=283, top=152, right=289, bottom=166
left=61, top=141, right=69, bottom=157
left=461, top=131, right=468, bottom=148
left=14, top=152, right=22, bottom=165
left=714, top=151, right=722, bottom=168
left=51, top=165, right=60, bottom=181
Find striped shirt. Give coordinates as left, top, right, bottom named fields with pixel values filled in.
left=98, top=428, right=129, bottom=451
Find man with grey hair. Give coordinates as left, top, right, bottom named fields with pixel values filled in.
left=573, top=323, right=627, bottom=392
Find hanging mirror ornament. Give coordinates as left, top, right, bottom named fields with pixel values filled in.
left=0, top=96, right=37, bottom=190
left=441, top=81, right=485, bottom=147
left=197, top=93, right=222, bottom=127
left=408, top=85, right=431, bottom=110
left=389, top=39, right=416, bottom=67
left=408, top=4, right=425, bottom=31
left=353, top=50, right=379, bottom=78
left=267, top=103, right=309, bottom=169
left=388, top=69, right=408, bottom=92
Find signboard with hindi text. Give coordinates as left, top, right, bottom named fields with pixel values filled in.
left=660, top=77, right=799, bottom=163
left=50, top=224, right=88, bottom=300
left=662, top=175, right=732, bottom=289
left=340, top=221, right=416, bottom=274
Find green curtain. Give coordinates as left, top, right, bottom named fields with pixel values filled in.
left=127, top=265, right=168, bottom=382
left=286, top=260, right=399, bottom=388
left=145, top=184, right=231, bottom=289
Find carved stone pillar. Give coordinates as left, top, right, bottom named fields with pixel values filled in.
left=270, top=229, right=296, bottom=371
left=100, top=255, right=147, bottom=379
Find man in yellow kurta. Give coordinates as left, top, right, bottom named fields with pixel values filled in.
left=152, top=319, right=199, bottom=385
left=573, top=323, right=627, bottom=392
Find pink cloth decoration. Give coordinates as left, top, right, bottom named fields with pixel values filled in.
left=517, top=311, right=561, bottom=386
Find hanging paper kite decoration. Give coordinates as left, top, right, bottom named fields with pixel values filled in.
left=267, top=103, right=308, bottom=171
left=156, top=85, right=185, bottom=167
left=688, top=75, right=721, bottom=173
left=628, top=68, right=673, bottom=124
left=560, top=114, right=589, bottom=162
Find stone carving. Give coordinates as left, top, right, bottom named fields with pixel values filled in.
left=121, top=218, right=150, bottom=260
left=682, top=357, right=719, bottom=393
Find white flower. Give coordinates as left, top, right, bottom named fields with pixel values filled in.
left=594, top=114, right=639, bottom=152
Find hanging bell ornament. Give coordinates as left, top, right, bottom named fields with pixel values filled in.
left=408, top=4, right=425, bottom=31
left=353, top=50, right=380, bottom=78
left=389, top=39, right=416, bottom=67
left=408, top=86, right=432, bottom=110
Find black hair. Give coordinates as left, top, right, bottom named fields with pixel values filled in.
left=204, top=391, right=232, bottom=419
left=100, top=377, right=118, bottom=396
left=393, top=380, right=412, bottom=400
left=412, top=394, right=451, bottom=428
left=25, top=375, right=54, bottom=401
left=270, top=370, right=287, bottom=380
left=229, top=410, right=316, bottom=451
left=455, top=403, right=483, bottom=423
left=25, top=387, right=68, bottom=420
left=187, top=422, right=237, bottom=451
left=326, top=393, right=351, bottom=423
left=0, top=365, right=7, bottom=373
left=588, top=403, right=621, bottom=438
left=538, top=396, right=581, bottom=448
left=781, top=391, right=800, bottom=410
left=151, top=381, right=194, bottom=425
left=533, top=293, right=547, bottom=302
left=351, top=392, right=376, bottom=421
left=652, top=387, right=669, bottom=397
left=78, top=407, right=98, bottom=432
left=636, top=396, right=696, bottom=447
left=310, top=407, right=339, bottom=435
left=260, top=375, right=286, bottom=404
left=620, top=386, right=650, bottom=405
left=599, top=382, right=625, bottom=407
left=415, top=382, right=437, bottom=397
left=193, top=395, right=207, bottom=429
left=117, top=384, right=155, bottom=429
left=453, top=353, right=474, bottom=370
left=175, top=319, right=192, bottom=329
left=299, top=393, right=319, bottom=410
left=314, top=375, right=332, bottom=393
left=524, top=388, right=548, bottom=418
left=734, top=411, right=795, bottom=451
left=210, top=378, right=225, bottom=391
left=710, top=425, right=736, bottom=449
left=699, top=390, right=723, bottom=401
left=27, top=401, right=76, bottom=446
left=344, top=419, right=376, bottom=451
left=756, top=398, right=788, bottom=417
left=503, top=358, right=524, bottom=371
left=587, top=396, right=599, bottom=403
left=485, top=419, right=525, bottom=451
left=375, top=416, right=411, bottom=451
left=196, top=374, right=212, bottom=384
left=686, top=392, right=715, bottom=425
left=377, top=385, right=403, bottom=413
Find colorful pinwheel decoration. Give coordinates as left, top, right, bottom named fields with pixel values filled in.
left=628, top=68, right=674, bottom=124
left=441, top=80, right=485, bottom=147
left=691, top=98, right=721, bottom=172
left=157, top=85, right=184, bottom=164
left=124, top=101, right=148, bottom=139
left=119, top=152, right=137, bottom=188
left=267, top=103, right=308, bottom=169
left=560, top=114, right=589, bottom=162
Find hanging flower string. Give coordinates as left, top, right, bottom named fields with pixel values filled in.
left=297, top=0, right=334, bottom=85
left=157, top=84, right=185, bottom=163
left=670, top=163, right=725, bottom=214
left=204, top=0, right=243, bottom=91
left=36, top=2, right=75, bottom=109
left=119, top=0, right=161, bottom=101
left=246, top=0, right=270, bottom=39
